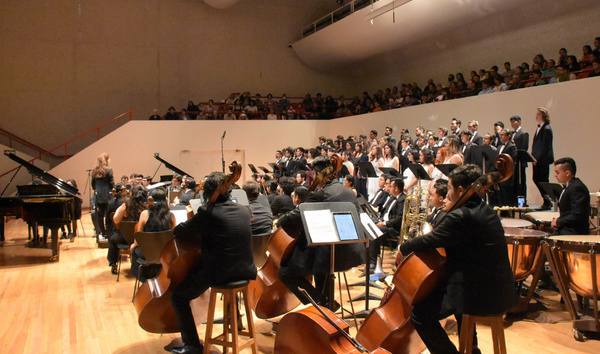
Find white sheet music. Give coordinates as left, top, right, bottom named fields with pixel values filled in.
left=303, top=209, right=338, bottom=244
left=360, top=212, right=383, bottom=240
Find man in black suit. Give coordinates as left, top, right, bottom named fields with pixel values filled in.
left=510, top=115, right=529, bottom=205
left=170, top=172, right=257, bottom=354
left=370, top=177, right=406, bottom=267
left=460, top=130, right=474, bottom=161
left=368, top=174, right=390, bottom=212
left=492, top=121, right=504, bottom=147
left=551, top=157, right=591, bottom=235
left=399, top=164, right=516, bottom=354
left=531, top=107, right=554, bottom=210
left=270, top=177, right=295, bottom=217
left=450, top=118, right=462, bottom=141
left=278, top=156, right=365, bottom=309
left=427, top=180, right=448, bottom=226
left=468, top=120, right=483, bottom=145
left=496, top=129, right=518, bottom=206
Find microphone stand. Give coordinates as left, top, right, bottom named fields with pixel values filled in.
left=221, top=131, right=226, bottom=173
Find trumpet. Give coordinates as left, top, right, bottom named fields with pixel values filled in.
left=399, top=184, right=432, bottom=243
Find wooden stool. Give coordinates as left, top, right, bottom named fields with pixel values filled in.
left=204, top=280, right=257, bottom=354
left=459, top=314, right=506, bottom=354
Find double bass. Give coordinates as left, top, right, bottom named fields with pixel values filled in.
left=133, top=162, right=241, bottom=333
left=247, top=154, right=343, bottom=319
left=275, top=154, right=514, bottom=353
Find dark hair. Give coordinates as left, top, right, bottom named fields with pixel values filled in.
left=433, top=180, right=449, bottom=198
left=452, top=118, right=461, bottom=126
left=509, top=115, right=521, bottom=122
left=494, top=121, right=504, bottom=128
left=145, top=188, right=173, bottom=231
left=390, top=177, right=404, bottom=192
left=293, top=186, right=309, bottom=203
left=420, top=148, right=435, bottom=164
left=448, top=164, right=482, bottom=190
left=554, top=157, right=576, bottom=175
left=296, top=170, right=307, bottom=180
left=462, top=129, right=472, bottom=137
left=343, top=174, right=355, bottom=187
left=203, top=172, right=227, bottom=202
left=267, top=180, right=278, bottom=193
left=370, top=129, right=378, bottom=136
left=278, top=177, right=295, bottom=195
left=242, top=180, right=260, bottom=200
left=127, top=184, right=147, bottom=221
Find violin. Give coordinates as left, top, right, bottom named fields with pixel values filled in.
left=133, top=162, right=241, bottom=333
left=275, top=155, right=514, bottom=353
left=247, top=155, right=342, bottom=319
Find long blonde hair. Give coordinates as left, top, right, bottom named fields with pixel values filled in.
left=92, top=152, right=110, bottom=178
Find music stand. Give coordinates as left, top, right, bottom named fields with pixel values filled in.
left=435, top=164, right=458, bottom=177
left=299, top=202, right=367, bottom=310
left=539, top=182, right=563, bottom=211
left=406, top=164, right=432, bottom=182
left=379, top=167, right=400, bottom=177
left=257, top=166, right=272, bottom=174
left=468, top=145, right=497, bottom=173
left=248, top=164, right=259, bottom=174
left=357, top=162, right=378, bottom=178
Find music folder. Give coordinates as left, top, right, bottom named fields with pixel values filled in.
left=517, top=150, right=536, bottom=164
left=257, top=166, right=272, bottom=174
left=248, top=164, right=259, bottom=174
left=435, top=164, right=458, bottom=177
left=539, top=182, right=563, bottom=201
left=469, top=145, right=498, bottom=162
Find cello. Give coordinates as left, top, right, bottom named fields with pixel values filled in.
left=275, top=154, right=514, bottom=353
left=247, top=154, right=343, bottom=319
left=133, top=161, right=241, bottom=333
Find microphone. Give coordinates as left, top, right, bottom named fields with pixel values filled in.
left=222, top=131, right=226, bottom=139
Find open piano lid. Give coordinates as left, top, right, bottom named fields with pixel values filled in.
left=154, top=153, right=194, bottom=180
left=4, top=150, right=80, bottom=198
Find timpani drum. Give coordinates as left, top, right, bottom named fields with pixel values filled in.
left=504, top=227, right=548, bottom=282
left=500, top=218, right=533, bottom=229
left=544, top=235, right=600, bottom=340
left=523, top=211, right=560, bottom=232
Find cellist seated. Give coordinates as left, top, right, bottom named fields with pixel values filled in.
left=398, top=164, right=517, bottom=354
left=169, top=172, right=257, bottom=354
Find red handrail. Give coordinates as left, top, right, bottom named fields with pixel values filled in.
left=0, top=110, right=134, bottom=180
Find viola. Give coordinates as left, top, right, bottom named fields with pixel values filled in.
left=133, top=161, right=241, bottom=333
left=275, top=154, right=514, bottom=353
left=246, top=155, right=342, bottom=319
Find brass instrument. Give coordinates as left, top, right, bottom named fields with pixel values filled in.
left=399, top=184, right=432, bottom=243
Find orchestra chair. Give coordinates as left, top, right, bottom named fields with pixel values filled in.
left=132, top=230, right=173, bottom=301
left=204, top=280, right=258, bottom=354
left=459, top=314, right=507, bottom=354
left=251, top=232, right=272, bottom=268
left=115, top=220, right=138, bottom=282
left=168, top=190, right=181, bottom=204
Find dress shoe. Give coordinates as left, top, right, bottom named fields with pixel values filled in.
left=111, top=263, right=118, bottom=275
left=171, top=345, right=203, bottom=354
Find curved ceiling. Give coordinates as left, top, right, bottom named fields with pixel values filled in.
left=291, top=0, right=536, bottom=70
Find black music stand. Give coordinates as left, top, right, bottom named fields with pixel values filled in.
left=379, top=167, right=400, bottom=177
left=357, top=162, right=378, bottom=178
left=435, top=164, right=458, bottom=177
left=406, top=164, right=432, bottom=182
left=299, top=202, right=367, bottom=312
left=539, top=182, right=564, bottom=212
left=468, top=145, right=497, bottom=174
left=517, top=150, right=536, bottom=205
left=248, top=164, right=259, bottom=174
left=257, top=166, right=272, bottom=174
left=268, top=163, right=284, bottom=178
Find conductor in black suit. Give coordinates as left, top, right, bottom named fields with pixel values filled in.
left=510, top=115, right=529, bottom=204
left=551, top=157, right=591, bottom=235
left=170, top=172, right=257, bottom=354
left=531, top=107, right=554, bottom=210
left=399, top=164, right=516, bottom=354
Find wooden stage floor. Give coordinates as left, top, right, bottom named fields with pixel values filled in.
left=1, top=214, right=599, bottom=353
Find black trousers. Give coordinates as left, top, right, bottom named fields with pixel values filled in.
left=96, top=202, right=109, bottom=235
left=279, top=266, right=328, bottom=305
left=532, top=163, right=552, bottom=205
left=171, top=266, right=210, bottom=348
left=369, top=226, right=398, bottom=265
left=107, top=231, right=126, bottom=265
left=410, top=284, right=477, bottom=354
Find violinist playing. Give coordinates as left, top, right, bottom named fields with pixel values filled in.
left=398, top=164, right=516, bottom=354
left=169, top=172, right=257, bottom=354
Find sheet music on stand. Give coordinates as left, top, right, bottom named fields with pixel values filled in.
left=360, top=213, right=383, bottom=240
left=299, top=202, right=366, bottom=246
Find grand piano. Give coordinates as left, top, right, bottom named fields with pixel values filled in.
left=1, top=151, right=80, bottom=261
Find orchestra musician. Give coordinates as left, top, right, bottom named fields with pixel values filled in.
left=169, top=172, right=256, bottom=354
left=277, top=156, right=365, bottom=310
left=550, top=157, right=591, bottom=235
left=399, top=164, right=516, bottom=354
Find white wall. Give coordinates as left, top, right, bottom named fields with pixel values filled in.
left=49, top=77, right=600, bottom=207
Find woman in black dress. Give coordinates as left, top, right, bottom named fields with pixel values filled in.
left=91, top=152, right=114, bottom=241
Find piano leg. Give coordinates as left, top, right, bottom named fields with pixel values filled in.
left=49, top=226, right=60, bottom=261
